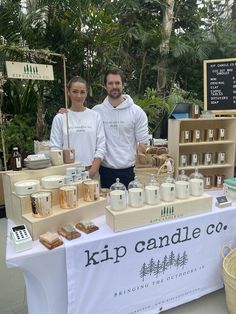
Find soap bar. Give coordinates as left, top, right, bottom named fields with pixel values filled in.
left=58, top=224, right=81, bottom=240
left=39, top=232, right=63, bottom=249
left=75, top=220, right=99, bottom=234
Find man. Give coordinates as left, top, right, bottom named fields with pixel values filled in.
left=93, top=68, right=149, bottom=188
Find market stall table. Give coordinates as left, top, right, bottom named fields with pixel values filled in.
left=5, top=191, right=236, bottom=314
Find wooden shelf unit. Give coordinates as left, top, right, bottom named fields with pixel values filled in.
left=168, top=117, right=236, bottom=180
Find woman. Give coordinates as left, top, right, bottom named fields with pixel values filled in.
left=50, top=76, right=106, bottom=179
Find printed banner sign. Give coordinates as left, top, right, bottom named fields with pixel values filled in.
left=6, top=61, right=54, bottom=80
left=65, top=207, right=236, bottom=314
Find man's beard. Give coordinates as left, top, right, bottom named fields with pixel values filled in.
left=108, top=89, right=122, bottom=99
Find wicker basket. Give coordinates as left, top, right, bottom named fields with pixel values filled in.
left=222, top=245, right=236, bottom=314
left=134, top=158, right=174, bottom=185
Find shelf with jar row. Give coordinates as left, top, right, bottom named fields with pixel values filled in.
left=168, top=117, right=236, bottom=179
left=179, top=140, right=234, bottom=146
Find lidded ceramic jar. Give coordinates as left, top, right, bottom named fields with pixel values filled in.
left=128, top=176, right=144, bottom=208
left=189, top=169, right=204, bottom=196
left=160, top=172, right=175, bottom=202
left=175, top=170, right=190, bottom=199
left=109, top=178, right=127, bottom=211
left=145, top=174, right=160, bottom=205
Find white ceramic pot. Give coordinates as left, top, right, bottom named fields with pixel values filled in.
left=14, top=180, right=40, bottom=195
left=41, top=175, right=64, bottom=189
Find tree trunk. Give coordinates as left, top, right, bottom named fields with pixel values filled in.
left=157, top=0, right=175, bottom=92
left=138, top=51, right=147, bottom=95
left=36, top=99, right=46, bottom=141
left=232, top=0, right=236, bottom=20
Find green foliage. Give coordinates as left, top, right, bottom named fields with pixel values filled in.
left=0, top=0, right=235, bottom=143
left=3, top=114, right=36, bottom=158
left=167, top=85, right=204, bottom=110
left=134, top=88, right=170, bottom=136
left=3, top=80, right=38, bottom=114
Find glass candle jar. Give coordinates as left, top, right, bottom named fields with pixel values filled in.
left=175, top=170, right=190, bottom=199
left=205, top=129, right=215, bottom=142
left=192, top=129, right=201, bottom=142
left=59, top=185, right=77, bottom=209
left=204, top=176, right=212, bottom=189
left=189, top=169, right=204, bottom=196
left=180, top=130, right=191, bottom=143
left=160, top=173, right=175, bottom=202
left=179, top=154, right=188, bottom=167
left=217, top=128, right=225, bottom=141
left=31, top=191, right=52, bottom=218
left=191, top=153, right=200, bottom=167
left=128, top=176, right=144, bottom=208
left=190, top=104, right=200, bottom=119
left=110, top=178, right=127, bottom=211
left=145, top=174, right=160, bottom=205
left=215, top=175, right=225, bottom=188
left=216, top=152, right=226, bottom=164
left=203, top=152, right=213, bottom=166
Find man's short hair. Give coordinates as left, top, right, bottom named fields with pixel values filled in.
left=104, top=68, right=125, bottom=85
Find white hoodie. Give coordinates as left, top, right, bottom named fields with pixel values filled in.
left=93, top=95, right=149, bottom=169
left=50, top=108, right=106, bottom=166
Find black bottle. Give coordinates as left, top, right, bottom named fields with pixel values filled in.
left=11, top=147, right=22, bottom=171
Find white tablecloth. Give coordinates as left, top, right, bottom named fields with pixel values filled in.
left=6, top=192, right=236, bottom=314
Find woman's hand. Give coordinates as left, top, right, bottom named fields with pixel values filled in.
left=58, top=108, right=68, bottom=114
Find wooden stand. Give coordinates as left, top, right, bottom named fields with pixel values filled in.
left=106, top=194, right=212, bottom=232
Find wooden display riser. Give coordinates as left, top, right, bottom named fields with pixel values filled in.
left=2, top=163, right=81, bottom=221
left=2, top=163, right=108, bottom=240
left=23, top=198, right=106, bottom=240
left=106, top=194, right=212, bottom=232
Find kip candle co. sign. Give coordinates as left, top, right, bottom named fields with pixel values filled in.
left=6, top=61, right=54, bottom=81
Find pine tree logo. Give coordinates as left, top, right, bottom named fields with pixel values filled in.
left=161, top=205, right=174, bottom=217
left=23, top=64, right=39, bottom=75
left=139, top=250, right=188, bottom=281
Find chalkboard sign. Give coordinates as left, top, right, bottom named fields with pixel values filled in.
left=204, top=58, right=236, bottom=113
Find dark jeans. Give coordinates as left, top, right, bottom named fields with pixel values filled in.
left=99, top=166, right=135, bottom=189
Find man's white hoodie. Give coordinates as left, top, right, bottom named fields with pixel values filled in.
left=93, top=95, right=149, bottom=169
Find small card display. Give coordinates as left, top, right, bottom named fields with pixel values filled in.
left=216, top=196, right=232, bottom=208
left=216, top=196, right=228, bottom=204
